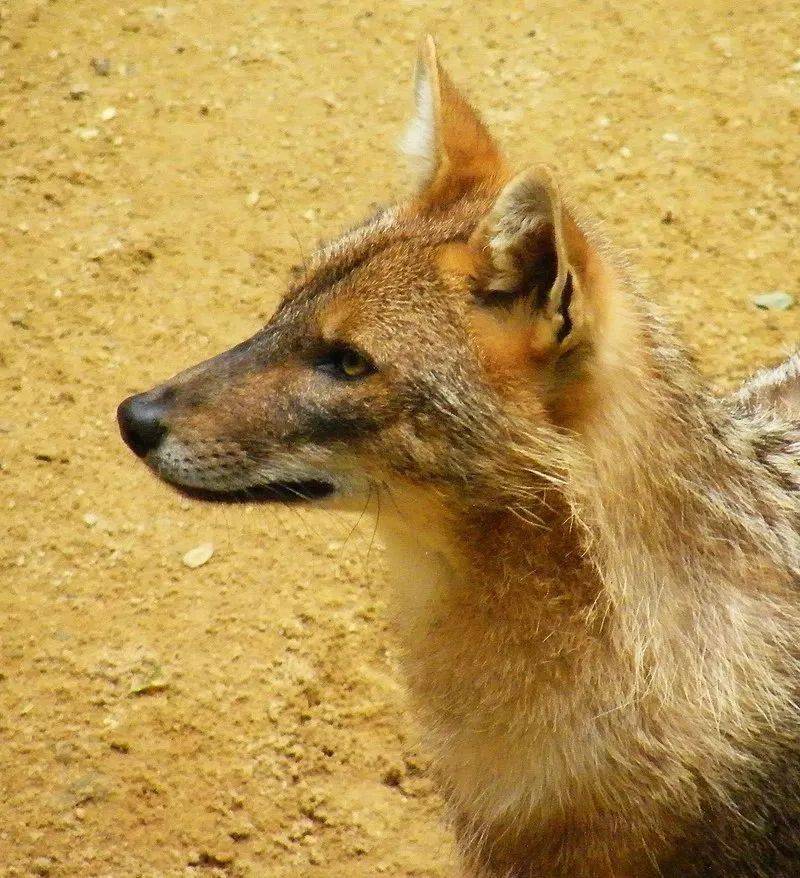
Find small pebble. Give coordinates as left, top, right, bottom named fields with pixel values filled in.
left=99, top=106, right=117, bottom=121
left=31, top=858, right=52, bottom=877
left=182, top=542, right=214, bottom=568
left=228, top=820, right=253, bottom=841
left=77, top=127, right=99, bottom=141
left=710, top=35, right=733, bottom=57
left=662, top=131, right=681, bottom=143
left=69, top=83, right=89, bottom=100
left=90, top=57, right=111, bottom=76
left=382, top=765, right=403, bottom=787
left=753, top=291, right=794, bottom=311
left=83, top=512, right=99, bottom=527
left=245, top=190, right=260, bottom=207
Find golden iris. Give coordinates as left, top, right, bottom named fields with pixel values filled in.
left=340, top=349, right=370, bottom=378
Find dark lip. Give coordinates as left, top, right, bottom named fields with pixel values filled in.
left=171, top=479, right=336, bottom=505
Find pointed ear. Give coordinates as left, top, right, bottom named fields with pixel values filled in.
left=471, top=166, right=597, bottom=359
left=400, top=36, right=504, bottom=209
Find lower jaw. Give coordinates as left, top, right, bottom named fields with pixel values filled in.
left=171, top=479, right=336, bottom=505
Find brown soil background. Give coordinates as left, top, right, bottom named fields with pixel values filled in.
left=2, top=1, right=799, bottom=876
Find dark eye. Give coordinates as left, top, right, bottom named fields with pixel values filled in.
left=317, top=345, right=375, bottom=381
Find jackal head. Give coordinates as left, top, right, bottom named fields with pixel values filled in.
left=118, top=39, right=616, bottom=523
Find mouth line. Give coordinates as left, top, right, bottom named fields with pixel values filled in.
left=171, top=479, right=336, bottom=505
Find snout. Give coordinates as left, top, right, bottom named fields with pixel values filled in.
left=115, top=336, right=351, bottom=505
left=117, top=390, right=169, bottom=458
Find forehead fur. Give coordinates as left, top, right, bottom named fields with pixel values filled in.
left=283, top=195, right=496, bottom=312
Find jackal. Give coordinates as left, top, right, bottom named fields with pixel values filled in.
left=118, top=38, right=800, bottom=878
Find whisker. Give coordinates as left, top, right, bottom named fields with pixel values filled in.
left=340, top=483, right=373, bottom=557
left=366, top=483, right=381, bottom=566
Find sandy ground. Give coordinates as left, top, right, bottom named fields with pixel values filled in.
left=1, top=1, right=799, bottom=875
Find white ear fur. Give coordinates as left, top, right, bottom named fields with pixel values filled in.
left=399, top=36, right=441, bottom=187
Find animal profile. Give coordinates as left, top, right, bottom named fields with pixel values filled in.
left=119, top=37, right=800, bottom=878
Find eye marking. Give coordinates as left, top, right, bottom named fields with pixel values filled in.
left=315, top=344, right=376, bottom=381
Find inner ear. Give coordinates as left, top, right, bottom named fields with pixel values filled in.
left=471, top=167, right=592, bottom=358
left=513, top=233, right=575, bottom=345
left=506, top=225, right=560, bottom=310
left=555, top=274, right=574, bottom=344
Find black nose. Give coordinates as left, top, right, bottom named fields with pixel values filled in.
left=117, top=392, right=169, bottom=457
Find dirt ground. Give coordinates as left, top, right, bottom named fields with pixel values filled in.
left=1, top=1, right=799, bottom=875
